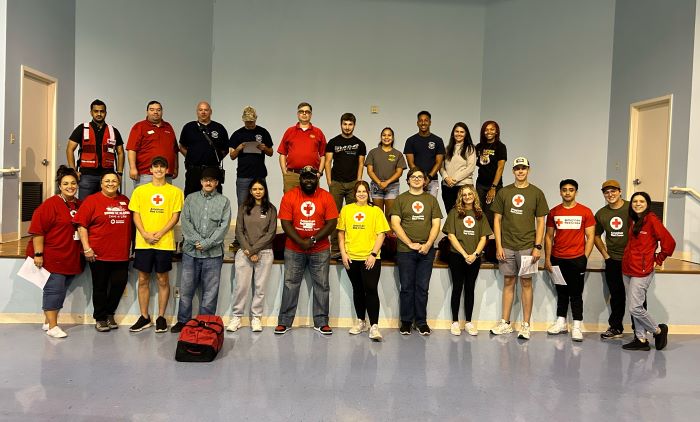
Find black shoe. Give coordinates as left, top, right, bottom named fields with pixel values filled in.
left=155, top=316, right=168, bottom=333
left=106, top=315, right=118, bottom=329
left=274, top=325, right=289, bottom=334
left=170, top=322, right=185, bottom=333
left=129, top=315, right=153, bottom=332
left=417, top=324, right=432, bottom=336
left=654, top=324, right=669, bottom=350
left=399, top=321, right=412, bottom=335
left=600, top=327, right=623, bottom=340
left=95, top=320, right=110, bottom=332
left=622, top=337, right=651, bottom=351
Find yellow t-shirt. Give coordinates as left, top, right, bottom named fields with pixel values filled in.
left=128, top=182, right=184, bottom=250
left=337, top=203, right=390, bottom=260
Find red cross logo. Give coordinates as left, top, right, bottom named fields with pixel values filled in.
left=151, top=194, right=164, bottom=206
left=463, top=216, right=475, bottom=228
left=300, top=201, right=316, bottom=217
left=353, top=212, right=365, bottom=223
left=512, top=194, right=525, bottom=208
left=555, top=218, right=563, bottom=227
left=610, top=216, right=623, bottom=230
left=412, top=201, right=424, bottom=214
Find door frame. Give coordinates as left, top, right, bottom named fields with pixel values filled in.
left=18, top=65, right=58, bottom=238
left=627, top=94, right=673, bottom=224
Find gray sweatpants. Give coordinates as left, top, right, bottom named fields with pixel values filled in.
left=623, top=272, right=658, bottom=339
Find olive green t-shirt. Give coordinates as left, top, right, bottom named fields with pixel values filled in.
left=389, top=191, right=443, bottom=253
left=442, top=208, right=493, bottom=254
left=594, top=200, right=629, bottom=260
left=491, top=183, right=549, bottom=250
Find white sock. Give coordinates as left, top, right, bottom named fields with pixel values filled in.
left=557, top=316, right=566, bottom=325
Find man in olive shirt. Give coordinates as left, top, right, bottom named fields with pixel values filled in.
left=594, top=179, right=638, bottom=340
left=390, top=167, right=442, bottom=336
left=490, top=157, right=548, bottom=340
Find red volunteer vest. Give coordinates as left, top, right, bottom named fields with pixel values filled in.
left=80, top=122, right=116, bottom=169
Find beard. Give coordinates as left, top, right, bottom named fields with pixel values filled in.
left=300, top=179, right=318, bottom=195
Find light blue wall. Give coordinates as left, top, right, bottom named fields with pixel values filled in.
left=211, top=0, right=486, bottom=208
left=607, top=0, right=695, bottom=245
left=686, top=0, right=700, bottom=264
left=0, top=0, right=7, bottom=218
left=73, top=0, right=215, bottom=197
left=480, top=0, right=615, bottom=209
left=2, top=0, right=76, bottom=235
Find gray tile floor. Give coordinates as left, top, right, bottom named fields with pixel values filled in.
left=0, top=324, right=698, bottom=421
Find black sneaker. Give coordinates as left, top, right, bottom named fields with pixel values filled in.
left=155, top=316, right=168, bottom=333
left=95, top=320, right=110, bottom=332
left=399, top=321, right=412, bottom=335
left=170, top=322, right=185, bottom=333
left=622, top=337, right=651, bottom=351
left=274, top=325, right=289, bottom=334
left=314, top=325, right=333, bottom=335
left=600, top=327, right=623, bottom=340
left=654, top=323, right=669, bottom=350
left=107, top=315, right=118, bottom=329
left=417, top=324, right=432, bottom=336
left=129, top=315, right=153, bottom=332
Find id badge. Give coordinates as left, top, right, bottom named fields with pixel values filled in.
left=73, top=230, right=80, bottom=241
left=107, top=147, right=115, bottom=154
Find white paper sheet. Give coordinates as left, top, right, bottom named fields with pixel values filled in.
left=17, top=257, right=51, bottom=289
left=242, top=141, right=262, bottom=154
left=518, top=255, right=539, bottom=276
left=549, top=265, right=567, bottom=285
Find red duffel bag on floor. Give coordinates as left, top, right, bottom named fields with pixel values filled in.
left=175, top=315, right=225, bottom=362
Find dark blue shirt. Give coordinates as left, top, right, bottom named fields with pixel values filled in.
left=403, top=133, right=445, bottom=177
left=228, top=125, right=274, bottom=178
left=179, top=121, right=229, bottom=167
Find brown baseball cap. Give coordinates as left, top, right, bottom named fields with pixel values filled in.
left=242, top=106, right=257, bottom=122
left=601, top=179, right=621, bottom=191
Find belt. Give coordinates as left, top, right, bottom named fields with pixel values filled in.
left=287, top=168, right=302, bottom=174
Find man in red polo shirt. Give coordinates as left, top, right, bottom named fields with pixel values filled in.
left=275, top=166, right=338, bottom=335
left=127, top=100, right=179, bottom=187
left=277, top=102, right=327, bottom=193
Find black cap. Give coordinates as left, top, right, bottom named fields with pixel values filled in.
left=200, top=167, right=221, bottom=182
left=300, top=165, right=318, bottom=178
left=150, top=156, right=169, bottom=168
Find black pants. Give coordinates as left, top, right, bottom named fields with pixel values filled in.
left=90, top=260, right=129, bottom=321
left=476, top=183, right=499, bottom=263
left=552, top=255, right=587, bottom=321
left=441, top=184, right=461, bottom=215
left=185, top=166, right=223, bottom=197
left=604, top=258, right=645, bottom=331
left=345, top=259, right=381, bottom=325
left=447, top=252, right=481, bottom=321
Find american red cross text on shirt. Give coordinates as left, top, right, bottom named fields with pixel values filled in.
left=514, top=196, right=523, bottom=206
left=153, top=195, right=163, bottom=205
left=611, top=218, right=622, bottom=229
left=413, top=203, right=423, bottom=212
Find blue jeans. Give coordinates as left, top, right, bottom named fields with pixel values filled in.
left=236, top=177, right=255, bottom=207
left=278, top=249, right=330, bottom=327
left=43, top=273, right=75, bottom=311
left=177, top=254, right=223, bottom=323
left=396, top=249, right=436, bottom=325
left=78, top=173, right=102, bottom=199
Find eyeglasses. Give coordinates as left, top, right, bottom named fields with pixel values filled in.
left=297, top=110, right=311, bottom=115
left=409, top=175, right=425, bottom=180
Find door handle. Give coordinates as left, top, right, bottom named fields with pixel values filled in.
left=633, top=178, right=641, bottom=185
left=41, top=159, right=49, bottom=166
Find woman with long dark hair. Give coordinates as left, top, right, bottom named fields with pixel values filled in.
left=26, top=165, right=84, bottom=338
left=229, top=178, right=277, bottom=332
left=337, top=181, right=390, bottom=341
left=442, top=185, right=491, bottom=336
left=365, top=127, right=407, bottom=222
left=74, top=170, right=132, bottom=332
left=439, top=122, right=476, bottom=213
left=475, top=121, right=507, bottom=262
left=621, top=192, right=675, bottom=351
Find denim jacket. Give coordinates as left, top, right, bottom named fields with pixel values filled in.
left=181, top=190, right=232, bottom=258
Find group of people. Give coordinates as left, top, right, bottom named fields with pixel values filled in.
left=28, top=100, right=675, bottom=351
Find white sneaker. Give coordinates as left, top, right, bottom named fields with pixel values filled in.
left=42, top=323, right=49, bottom=331
left=518, top=322, right=531, bottom=340
left=490, top=319, right=513, bottom=335
left=465, top=322, right=478, bottom=336
left=571, top=326, right=583, bottom=342
left=46, top=326, right=67, bottom=338
left=450, top=321, right=461, bottom=336
left=251, top=316, right=263, bottom=332
left=369, top=324, right=383, bottom=341
left=348, top=319, right=368, bottom=335
left=547, top=320, right=568, bottom=335
left=227, top=316, right=241, bottom=332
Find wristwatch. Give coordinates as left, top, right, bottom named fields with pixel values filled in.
left=310, top=236, right=317, bottom=245
left=370, top=252, right=378, bottom=257
left=34, top=252, right=43, bottom=257
left=534, top=244, right=542, bottom=250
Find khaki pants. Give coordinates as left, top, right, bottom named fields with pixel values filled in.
left=283, top=172, right=300, bottom=193
left=329, top=180, right=357, bottom=254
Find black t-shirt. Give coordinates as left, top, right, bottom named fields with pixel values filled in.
left=68, top=122, right=124, bottom=176
left=228, top=125, right=274, bottom=178
left=403, top=133, right=445, bottom=177
left=325, top=135, right=367, bottom=182
left=476, top=141, right=507, bottom=188
left=179, top=120, right=229, bottom=168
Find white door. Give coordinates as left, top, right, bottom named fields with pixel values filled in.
left=20, top=67, right=57, bottom=235
left=627, top=95, right=672, bottom=220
